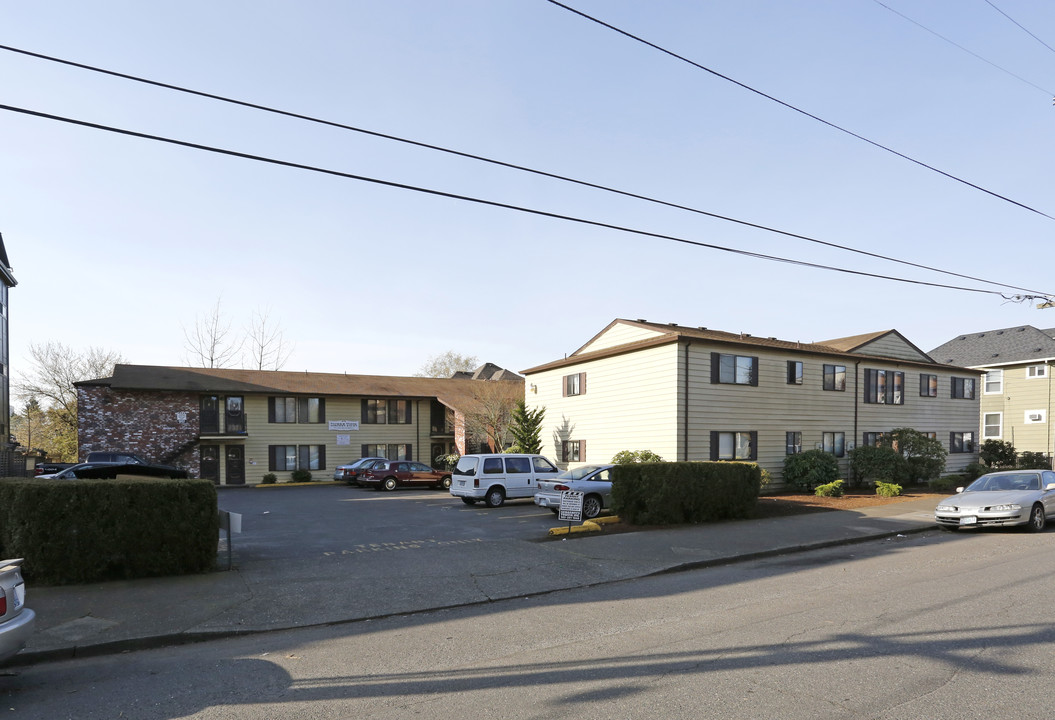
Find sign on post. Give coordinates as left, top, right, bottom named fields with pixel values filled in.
left=558, top=490, right=584, bottom=523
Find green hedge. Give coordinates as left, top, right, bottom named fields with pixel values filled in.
left=610, top=461, right=761, bottom=525
left=0, top=476, right=219, bottom=585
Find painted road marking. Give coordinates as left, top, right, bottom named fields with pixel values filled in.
left=323, top=538, right=483, bottom=556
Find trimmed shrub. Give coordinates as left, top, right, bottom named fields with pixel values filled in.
left=815, top=480, right=844, bottom=497
left=929, top=475, right=959, bottom=493
left=611, top=450, right=664, bottom=464
left=849, top=445, right=907, bottom=487
left=1018, top=451, right=1051, bottom=470
left=610, top=461, right=761, bottom=525
left=875, top=481, right=902, bottom=497
left=261, top=473, right=278, bottom=484
left=882, top=428, right=947, bottom=484
left=980, top=440, right=1016, bottom=468
left=0, top=476, right=218, bottom=585
left=290, top=469, right=312, bottom=483
left=963, top=463, right=988, bottom=481
left=783, top=450, right=839, bottom=491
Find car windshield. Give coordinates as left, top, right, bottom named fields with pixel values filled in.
left=965, top=473, right=1041, bottom=492
left=555, top=465, right=603, bottom=481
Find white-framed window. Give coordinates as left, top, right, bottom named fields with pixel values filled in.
left=1027, top=365, right=1048, bottom=379
left=983, top=412, right=1002, bottom=438
left=984, top=369, right=1003, bottom=394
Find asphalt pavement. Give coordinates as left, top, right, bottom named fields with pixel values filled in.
left=7, top=493, right=941, bottom=667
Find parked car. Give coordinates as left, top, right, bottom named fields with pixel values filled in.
left=0, top=558, right=35, bottom=664
left=449, top=454, right=560, bottom=507
left=38, top=462, right=188, bottom=480
left=534, top=464, right=615, bottom=519
left=84, top=451, right=149, bottom=464
left=333, top=457, right=388, bottom=485
left=33, top=462, right=73, bottom=476
left=934, top=469, right=1055, bottom=532
left=359, top=461, right=453, bottom=490
left=36, top=462, right=120, bottom=479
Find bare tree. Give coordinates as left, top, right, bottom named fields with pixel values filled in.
left=463, top=380, right=522, bottom=452
left=183, top=297, right=243, bottom=368
left=415, top=350, right=479, bottom=378
left=244, top=306, right=294, bottom=371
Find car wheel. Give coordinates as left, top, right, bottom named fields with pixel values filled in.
left=1028, top=504, right=1046, bottom=532
left=485, top=487, right=505, bottom=508
left=383, top=477, right=398, bottom=491
left=583, top=495, right=603, bottom=520
left=461, top=497, right=477, bottom=505
left=439, top=476, right=452, bottom=490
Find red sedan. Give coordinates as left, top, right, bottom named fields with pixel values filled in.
left=359, top=461, right=452, bottom=491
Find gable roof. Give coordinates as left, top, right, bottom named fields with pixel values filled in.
left=0, top=233, right=16, bottom=287
left=929, top=325, right=1055, bottom=367
left=78, top=364, right=523, bottom=414
left=523, top=319, right=964, bottom=375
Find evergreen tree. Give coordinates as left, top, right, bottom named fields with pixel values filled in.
left=509, top=400, right=545, bottom=454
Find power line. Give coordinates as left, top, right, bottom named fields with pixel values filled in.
left=2, top=102, right=1050, bottom=303
left=0, top=44, right=1048, bottom=298
left=871, top=0, right=1055, bottom=96
left=544, top=0, right=1055, bottom=222
left=984, top=0, right=1055, bottom=56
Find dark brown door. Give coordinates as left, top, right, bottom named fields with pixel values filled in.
left=200, top=445, right=220, bottom=485
left=225, top=445, right=245, bottom=485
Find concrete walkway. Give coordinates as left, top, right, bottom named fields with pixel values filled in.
left=9, top=496, right=940, bottom=667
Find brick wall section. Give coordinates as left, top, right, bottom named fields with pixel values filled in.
left=78, top=386, right=202, bottom=475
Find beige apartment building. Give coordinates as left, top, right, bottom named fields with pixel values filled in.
left=522, top=319, right=982, bottom=485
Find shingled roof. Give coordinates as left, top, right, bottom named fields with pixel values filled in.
left=78, top=364, right=523, bottom=413
left=929, top=326, right=1055, bottom=367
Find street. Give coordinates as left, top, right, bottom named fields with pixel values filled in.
left=5, top=526, right=1054, bottom=719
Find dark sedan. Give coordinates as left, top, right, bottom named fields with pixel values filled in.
left=333, top=457, right=388, bottom=485
left=359, top=461, right=452, bottom=491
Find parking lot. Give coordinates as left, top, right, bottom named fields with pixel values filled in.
left=216, top=484, right=572, bottom=570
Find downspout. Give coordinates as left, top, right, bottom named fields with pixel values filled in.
left=684, top=340, right=691, bottom=461
left=853, top=361, right=860, bottom=480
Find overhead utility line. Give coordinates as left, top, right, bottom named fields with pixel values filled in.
left=0, top=44, right=1047, bottom=298
left=871, top=0, right=1055, bottom=96
left=545, top=0, right=1055, bottom=222
left=4, top=102, right=1049, bottom=303
left=984, top=0, right=1055, bottom=56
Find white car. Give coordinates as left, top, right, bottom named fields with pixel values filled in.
left=934, top=469, right=1055, bottom=532
left=0, top=558, right=34, bottom=664
left=534, top=464, right=615, bottom=520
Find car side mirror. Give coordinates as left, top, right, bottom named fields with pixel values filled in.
left=1045, top=483, right=1055, bottom=491
left=955, top=487, right=965, bottom=493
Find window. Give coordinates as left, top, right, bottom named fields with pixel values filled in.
left=786, top=431, right=802, bottom=455
left=951, top=377, right=976, bottom=399
left=269, top=444, right=327, bottom=471
left=533, top=457, right=559, bottom=474
left=268, top=397, right=326, bottom=424
left=1027, top=365, right=1048, bottom=379
left=710, top=431, right=757, bottom=460
left=787, top=361, right=803, bottom=385
left=823, top=364, right=846, bottom=392
left=711, top=353, right=758, bottom=386
left=561, top=440, right=585, bottom=462
left=984, top=370, right=1003, bottom=394
left=864, top=369, right=904, bottom=405
left=823, top=432, right=845, bottom=457
left=563, top=373, right=586, bottom=396
left=505, top=457, right=531, bottom=473
left=919, top=374, right=938, bottom=397
left=225, top=396, right=245, bottom=433
left=361, top=444, right=412, bottom=461
left=361, top=399, right=412, bottom=424
left=950, top=432, right=975, bottom=454
left=862, top=432, right=884, bottom=447
left=983, top=413, right=1002, bottom=439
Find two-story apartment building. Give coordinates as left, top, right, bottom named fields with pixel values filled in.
left=931, top=325, right=1055, bottom=462
left=76, top=363, right=522, bottom=484
left=522, top=319, right=982, bottom=484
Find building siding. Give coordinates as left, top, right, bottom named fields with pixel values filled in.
left=980, top=362, right=1053, bottom=456
left=578, top=323, right=667, bottom=354
left=853, top=335, right=930, bottom=363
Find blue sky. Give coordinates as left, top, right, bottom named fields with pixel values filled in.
left=2, top=1, right=1053, bottom=380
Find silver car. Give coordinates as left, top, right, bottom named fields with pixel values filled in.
left=534, top=464, right=615, bottom=520
left=0, top=558, right=35, bottom=664
left=934, top=469, right=1055, bottom=532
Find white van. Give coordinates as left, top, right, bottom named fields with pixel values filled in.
left=449, top=454, right=560, bottom=507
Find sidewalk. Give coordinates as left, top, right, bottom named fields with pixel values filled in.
left=10, top=497, right=939, bottom=666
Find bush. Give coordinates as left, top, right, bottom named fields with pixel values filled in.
left=929, top=475, right=959, bottom=493
left=815, top=480, right=844, bottom=497
left=611, top=450, right=664, bottom=464
left=1018, top=451, right=1051, bottom=470
left=290, top=469, right=312, bottom=483
left=875, top=481, right=902, bottom=497
left=963, top=462, right=988, bottom=481
left=883, top=428, right=947, bottom=483
left=611, top=461, right=760, bottom=525
left=261, top=473, right=277, bottom=484
left=783, top=450, right=839, bottom=491
left=980, top=439, right=1016, bottom=468
left=849, top=445, right=907, bottom=487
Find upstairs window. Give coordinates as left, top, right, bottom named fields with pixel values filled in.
left=563, top=373, right=586, bottom=397
left=864, top=369, right=904, bottom=405
left=711, top=353, right=758, bottom=386
left=920, top=373, right=938, bottom=397
left=1027, top=365, right=1048, bottom=379
left=787, top=361, right=803, bottom=385
left=984, top=370, right=1003, bottom=394
left=951, top=377, right=976, bottom=400
left=362, top=399, right=412, bottom=424
left=823, top=365, right=846, bottom=392
left=269, top=397, right=325, bottom=424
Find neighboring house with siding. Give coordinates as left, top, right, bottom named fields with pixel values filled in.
left=521, top=319, right=981, bottom=484
left=0, top=234, right=14, bottom=474
left=930, top=325, right=1055, bottom=462
left=76, top=364, right=522, bottom=485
